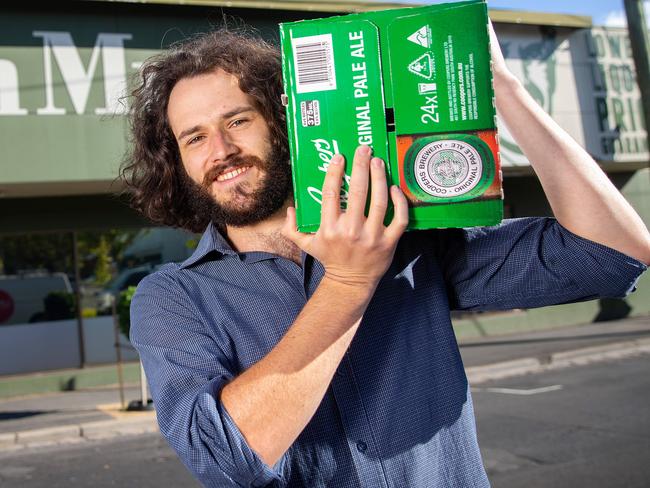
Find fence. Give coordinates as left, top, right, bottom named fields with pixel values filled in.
left=0, top=316, right=139, bottom=376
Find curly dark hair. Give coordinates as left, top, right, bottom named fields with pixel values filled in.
left=120, top=29, right=289, bottom=233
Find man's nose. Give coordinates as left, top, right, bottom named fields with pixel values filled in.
left=210, top=129, right=239, bottom=162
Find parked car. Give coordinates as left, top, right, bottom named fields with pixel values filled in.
left=0, top=272, right=73, bottom=325
left=95, top=265, right=155, bottom=314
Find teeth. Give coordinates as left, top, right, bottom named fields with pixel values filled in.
left=216, top=166, right=250, bottom=182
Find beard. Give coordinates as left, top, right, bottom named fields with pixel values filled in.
left=179, top=143, right=293, bottom=229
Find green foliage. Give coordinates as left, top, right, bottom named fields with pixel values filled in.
left=94, top=237, right=112, bottom=286
left=29, top=291, right=77, bottom=322
left=73, top=229, right=135, bottom=261
left=116, top=286, right=137, bottom=338
left=46, top=291, right=76, bottom=320
left=185, top=237, right=199, bottom=250
left=0, top=229, right=138, bottom=278
left=0, top=234, right=74, bottom=275
left=78, top=229, right=138, bottom=278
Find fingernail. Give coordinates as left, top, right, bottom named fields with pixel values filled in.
left=330, top=154, right=342, bottom=165
left=371, top=157, right=384, bottom=168
left=360, top=145, right=372, bottom=155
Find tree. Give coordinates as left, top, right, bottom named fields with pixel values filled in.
left=0, top=229, right=138, bottom=282
left=0, top=233, right=73, bottom=275
left=116, top=286, right=137, bottom=338
left=93, top=236, right=112, bottom=286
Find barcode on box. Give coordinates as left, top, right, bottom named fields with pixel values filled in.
left=291, top=34, right=336, bottom=94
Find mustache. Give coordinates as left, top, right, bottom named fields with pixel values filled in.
left=201, top=155, right=265, bottom=188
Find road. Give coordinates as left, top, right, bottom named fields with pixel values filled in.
left=0, top=431, right=199, bottom=488
left=0, top=355, right=648, bottom=487
left=475, top=354, right=650, bottom=488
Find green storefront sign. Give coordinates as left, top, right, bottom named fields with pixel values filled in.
left=0, top=4, right=293, bottom=198
left=0, top=2, right=647, bottom=204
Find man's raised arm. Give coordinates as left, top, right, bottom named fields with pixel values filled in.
left=489, top=22, right=650, bottom=264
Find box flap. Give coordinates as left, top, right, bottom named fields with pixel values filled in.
left=281, top=19, right=389, bottom=232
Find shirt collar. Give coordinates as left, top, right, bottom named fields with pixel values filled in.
left=179, top=222, right=237, bottom=269
left=179, top=221, right=296, bottom=268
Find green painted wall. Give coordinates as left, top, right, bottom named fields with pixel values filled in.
left=0, top=361, right=141, bottom=399
left=617, top=168, right=650, bottom=315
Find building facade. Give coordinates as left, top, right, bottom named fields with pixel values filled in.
left=1, top=0, right=648, bottom=335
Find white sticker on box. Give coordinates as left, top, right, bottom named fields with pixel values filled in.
left=300, top=100, right=321, bottom=127
left=291, top=34, right=337, bottom=94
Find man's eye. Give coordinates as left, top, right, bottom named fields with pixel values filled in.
left=187, top=135, right=204, bottom=145
left=230, top=118, right=249, bottom=128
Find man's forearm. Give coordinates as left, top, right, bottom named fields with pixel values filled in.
left=220, top=144, right=407, bottom=469
left=494, top=73, right=650, bottom=264
left=220, top=276, right=373, bottom=467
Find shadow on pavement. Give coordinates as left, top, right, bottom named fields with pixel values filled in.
left=0, top=411, right=55, bottom=421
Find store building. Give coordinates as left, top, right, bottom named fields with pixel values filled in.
left=0, top=0, right=648, bottom=352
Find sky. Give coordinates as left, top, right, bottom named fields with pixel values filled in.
left=392, top=0, right=650, bottom=26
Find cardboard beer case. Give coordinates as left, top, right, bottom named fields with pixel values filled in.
left=279, top=0, right=503, bottom=232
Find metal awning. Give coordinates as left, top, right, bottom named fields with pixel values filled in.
left=77, top=0, right=592, bottom=27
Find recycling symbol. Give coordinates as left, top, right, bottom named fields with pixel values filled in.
left=408, top=53, right=434, bottom=80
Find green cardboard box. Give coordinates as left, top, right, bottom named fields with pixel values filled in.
left=280, top=0, right=503, bottom=232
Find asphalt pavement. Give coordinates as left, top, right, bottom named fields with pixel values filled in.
left=1, top=354, right=648, bottom=488
left=0, top=315, right=649, bottom=452
left=474, top=355, right=650, bottom=487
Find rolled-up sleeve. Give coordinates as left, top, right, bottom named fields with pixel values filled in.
left=434, top=217, right=647, bottom=311
left=130, top=270, right=287, bottom=487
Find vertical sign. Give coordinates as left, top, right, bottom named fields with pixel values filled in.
left=585, top=27, right=648, bottom=162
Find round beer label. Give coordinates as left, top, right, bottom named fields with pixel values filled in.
left=414, top=139, right=482, bottom=197
left=403, top=134, right=495, bottom=203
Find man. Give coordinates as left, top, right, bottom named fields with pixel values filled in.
left=122, top=24, right=650, bottom=487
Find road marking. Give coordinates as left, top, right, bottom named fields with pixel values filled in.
left=473, top=384, right=563, bottom=395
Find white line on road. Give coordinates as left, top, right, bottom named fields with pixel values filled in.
left=473, top=384, right=564, bottom=395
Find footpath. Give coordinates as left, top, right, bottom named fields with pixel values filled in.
left=1, top=315, right=649, bottom=453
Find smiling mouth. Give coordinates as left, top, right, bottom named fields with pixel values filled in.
left=216, top=166, right=252, bottom=183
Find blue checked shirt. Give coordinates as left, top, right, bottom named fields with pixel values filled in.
left=130, top=217, right=646, bottom=487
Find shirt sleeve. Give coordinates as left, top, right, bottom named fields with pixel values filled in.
left=431, top=217, right=647, bottom=311
left=129, top=269, right=288, bottom=487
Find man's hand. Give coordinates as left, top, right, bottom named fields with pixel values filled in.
left=283, top=145, right=409, bottom=290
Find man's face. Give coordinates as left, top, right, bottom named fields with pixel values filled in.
left=167, top=68, right=291, bottom=227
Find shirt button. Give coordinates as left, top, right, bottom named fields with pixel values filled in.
left=356, top=441, right=367, bottom=453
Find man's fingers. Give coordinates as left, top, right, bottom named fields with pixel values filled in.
left=320, top=154, right=345, bottom=228
left=385, top=185, right=409, bottom=241
left=366, top=157, right=389, bottom=229
left=345, top=145, right=372, bottom=221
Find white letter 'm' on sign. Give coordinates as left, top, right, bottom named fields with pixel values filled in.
left=33, top=31, right=132, bottom=116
